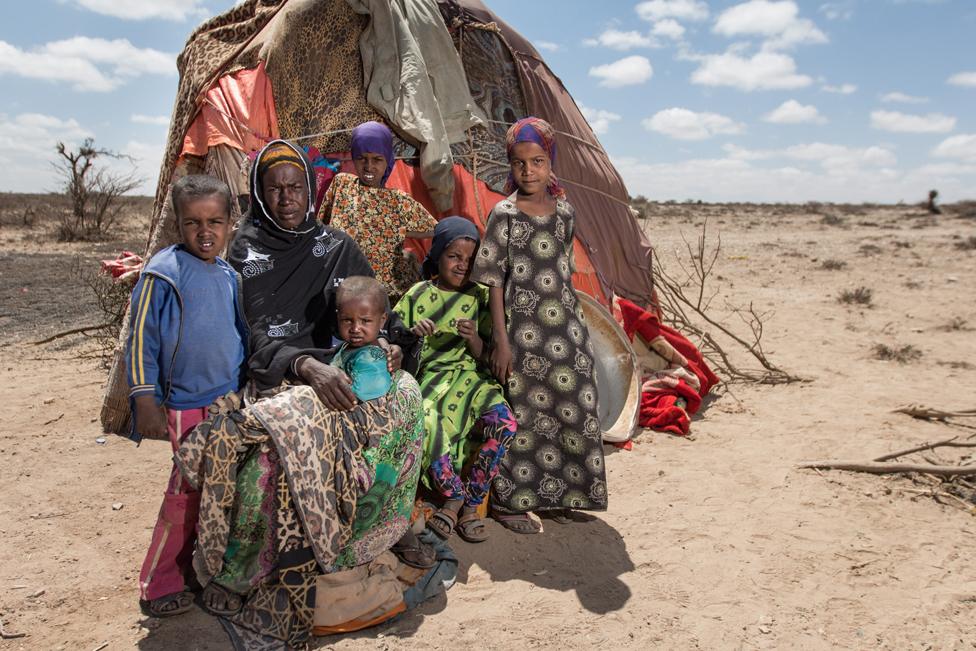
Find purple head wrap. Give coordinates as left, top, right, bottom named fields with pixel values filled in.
left=350, top=121, right=395, bottom=187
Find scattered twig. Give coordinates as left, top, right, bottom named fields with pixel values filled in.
left=873, top=436, right=976, bottom=462
left=91, top=643, right=109, bottom=651
left=797, top=460, right=976, bottom=477
left=894, top=404, right=976, bottom=420
left=32, top=323, right=112, bottom=346
left=898, top=487, right=976, bottom=513
left=42, top=413, right=65, bottom=426
left=0, top=618, right=26, bottom=639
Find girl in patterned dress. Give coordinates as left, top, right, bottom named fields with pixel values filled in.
left=394, top=217, right=517, bottom=542
left=470, top=117, right=608, bottom=534
left=318, top=121, right=437, bottom=301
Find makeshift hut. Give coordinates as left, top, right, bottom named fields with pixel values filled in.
left=100, top=0, right=656, bottom=435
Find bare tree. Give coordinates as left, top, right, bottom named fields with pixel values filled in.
left=653, top=218, right=803, bottom=385
left=53, top=138, right=142, bottom=241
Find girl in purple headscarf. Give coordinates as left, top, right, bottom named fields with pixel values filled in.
left=470, top=117, right=607, bottom=534
left=319, top=121, right=437, bottom=302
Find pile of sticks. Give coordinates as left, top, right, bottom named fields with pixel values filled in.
left=797, top=404, right=976, bottom=512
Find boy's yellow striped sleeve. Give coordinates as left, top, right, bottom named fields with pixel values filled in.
left=130, top=276, right=155, bottom=387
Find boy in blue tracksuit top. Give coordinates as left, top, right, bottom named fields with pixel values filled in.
left=126, top=174, right=248, bottom=618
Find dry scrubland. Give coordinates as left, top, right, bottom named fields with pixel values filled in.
left=1, top=194, right=976, bottom=649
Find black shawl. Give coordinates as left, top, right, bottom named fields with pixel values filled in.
left=228, top=140, right=376, bottom=389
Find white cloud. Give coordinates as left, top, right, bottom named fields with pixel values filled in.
left=589, top=56, right=654, bottom=87
left=584, top=29, right=656, bottom=51
left=636, top=0, right=709, bottom=22
left=0, top=37, right=174, bottom=92
left=651, top=19, right=686, bottom=39
left=763, top=99, right=827, bottom=124
left=713, top=1, right=828, bottom=50
left=614, top=153, right=973, bottom=203
left=947, top=71, right=976, bottom=88
left=643, top=108, right=745, bottom=140
left=690, top=50, right=812, bottom=91
left=578, top=104, right=622, bottom=135
left=822, top=83, right=856, bottom=94
left=0, top=112, right=95, bottom=192
left=64, top=0, right=207, bottom=21
left=723, top=141, right=896, bottom=170
left=931, top=134, right=976, bottom=162
left=536, top=41, right=560, bottom=52
left=819, top=2, right=854, bottom=20
left=880, top=91, right=928, bottom=104
left=870, top=110, right=956, bottom=133
left=131, top=114, right=170, bottom=126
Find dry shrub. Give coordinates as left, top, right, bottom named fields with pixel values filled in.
left=69, top=258, right=133, bottom=360
left=892, top=240, right=913, bottom=249
left=820, top=214, right=846, bottom=227
left=938, top=317, right=971, bottom=332
left=820, top=259, right=847, bottom=270
left=872, top=344, right=922, bottom=364
left=904, top=280, right=922, bottom=289
left=858, top=243, right=883, bottom=256
left=953, top=236, right=976, bottom=251
left=838, top=286, right=873, bottom=306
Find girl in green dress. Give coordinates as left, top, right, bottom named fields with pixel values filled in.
left=394, top=217, right=517, bottom=543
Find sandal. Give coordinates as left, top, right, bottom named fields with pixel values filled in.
left=455, top=510, right=490, bottom=543
left=427, top=508, right=458, bottom=539
left=201, top=582, right=244, bottom=617
left=491, top=512, right=541, bottom=535
left=139, top=591, right=194, bottom=618
left=391, top=531, right=437, bottom=569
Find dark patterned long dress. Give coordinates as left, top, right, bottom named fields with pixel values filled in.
left=470, top=193, right=608, bottom=513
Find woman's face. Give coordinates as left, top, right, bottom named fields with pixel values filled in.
left=261, top=164, right=308, bottom=230
left=353, top=152, right=387, bottom=188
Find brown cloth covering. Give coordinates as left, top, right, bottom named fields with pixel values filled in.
left=446, top=0, right=654, bottom=306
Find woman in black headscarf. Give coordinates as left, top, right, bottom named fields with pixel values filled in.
left=189, top=141, right=434, bottom=643
left=228, top=140, right=404, bottom=405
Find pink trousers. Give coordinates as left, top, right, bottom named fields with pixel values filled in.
left=138, top=407, right=207, bottom=601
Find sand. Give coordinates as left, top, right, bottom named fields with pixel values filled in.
left=1, top=200, right=975, bottom=649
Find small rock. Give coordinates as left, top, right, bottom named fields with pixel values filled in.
left=95, top=437, right=106, bottom=445
left=759, top=625, right=771, bottom=634
left=112, top=502, right=124, bottom=511
left=43, top=398, right=55, bottom=405
left=947, top=276, right=959, bottom=283
left=29, top=588, right=46, bottom=598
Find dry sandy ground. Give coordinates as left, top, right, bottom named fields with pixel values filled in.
left=2, top=201, right=976, bottom=650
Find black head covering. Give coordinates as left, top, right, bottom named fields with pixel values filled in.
left=421, top=216, right=480, bottom=280
left=229, top=140, right=375, bottom=389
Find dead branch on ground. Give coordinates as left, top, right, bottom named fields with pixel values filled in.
left=797, top=460, right=976, bottom=477
left=652, top=218, right=802, bottom=384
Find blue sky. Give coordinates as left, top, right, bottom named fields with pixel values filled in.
left=2, top=0, right=974, bottom=202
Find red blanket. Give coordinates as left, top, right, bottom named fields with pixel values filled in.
left=616, top=298, right=719, bottom=435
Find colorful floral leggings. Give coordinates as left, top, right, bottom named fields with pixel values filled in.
left=429, top=403, right=516, bottom=506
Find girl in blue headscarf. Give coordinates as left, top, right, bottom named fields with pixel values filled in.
left=393, top=217, right=517, bottom=543
left=319, top=121, right=437, bottom=301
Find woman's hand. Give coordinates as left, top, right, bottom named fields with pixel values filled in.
left=490, top=338, right=513, bottom=383
left=298, top=357, right=357, bottom=411
left=376, top=338, right=403, bottom=372
left=410, top=319, right=436, bottom=337
left=134, top=394, right=167, bottom=439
